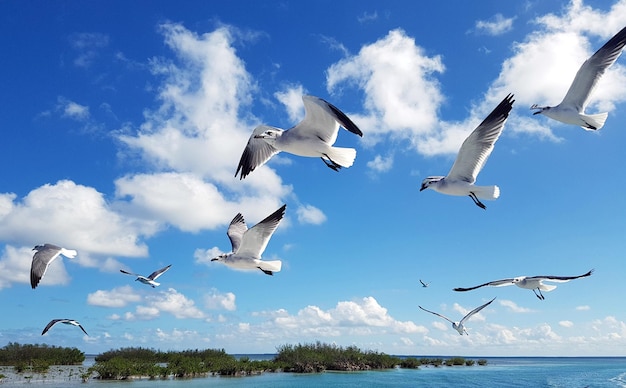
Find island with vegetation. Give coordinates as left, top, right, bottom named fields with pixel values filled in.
left=0, top=341, right=488, bottom=382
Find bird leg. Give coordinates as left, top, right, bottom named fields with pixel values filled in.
left=469, top=192, right=486, bottom=209
left=533, top=288, right=545, bottom=300
left=321, top=154, right=342, bottom=171
left=258, top=267, right=273, bottom=276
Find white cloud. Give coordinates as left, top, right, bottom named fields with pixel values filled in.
left=576, top=305, right=591, bottom=311
left=274, top=84, right=306, bottom=123
left=357, top=11, right=378, bottom=24
left=499, top=299, right=534, bottom=313
left=60, top=99, right=90, bottom=120
left=296, top=204, right=327, bottom=225
left=559, top=320, right=574, bottom=328
left=366, top=154, right=393, bottom=173
left=126, top=288, right=204, bottom=320
left=205, top=289, right=236, bottom=311
left=475, top=14, right=515, bottom=36
left=69, top=32, right=109, bottom=68
left=194, top=247, right=223, bottom=265
left=87, top=285, right=142, bottom=308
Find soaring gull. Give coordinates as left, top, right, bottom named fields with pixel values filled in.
left=211, top=204, right=286, bottom=275
left=419, top=297, right=495, bottom=336
left=453, top=269, right=593, bottom=300
left=420, top=94, right=514, bottom=209
left=420, top=279, right=431, bottom=288
left=42, top=319, right=88, bottom=336
left=235, top=95, right=363, bottom=179
left=531, top=26, right=626, bottom=130
left=30, top=244, right=77, bottom=289
left=120, top=264, right=172, bottom=288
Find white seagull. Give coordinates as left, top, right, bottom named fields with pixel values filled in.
left=419, top=297, right=495, bottom=336
left=420, top=279, right=431, bottom=288
left=42, top=319, right=88, bottom=336
left=211, top=204, right=286, bottom=275
left=531, top=26, right=626, bottom=130
left=30, top=244, right=78, bottom=289
left=453, top=269, right=593, bottom=300
left=420, top=94, right=514, bottom=209
left=235, top=95, right=363, bottom=179
left=120, top=264, right=172, bottom=288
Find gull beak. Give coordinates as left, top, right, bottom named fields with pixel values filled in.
left=532, top=110, right=541, bottom=115
left=419, top=185, right=427, bottom=192
left=211, top=258, right=218, bottom=262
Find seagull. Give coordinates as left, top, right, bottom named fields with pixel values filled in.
left=420, top=279, right=430, bottom=288
left=419, top=297, right=495, bottom=336
left=235, top=95, right=363, bottom=179
left=30, top=244, right=78, bottom=289
left=211, top=204, right=286, bottom=275
left=453, top=269, right=594, bottom=300
left=420, top=94, right=514, bottom=209
left=120, top=264, right=172, bottom=288
left=531, top=26, right=626, bottom=130
left=41, top=319, right=88, bottom=336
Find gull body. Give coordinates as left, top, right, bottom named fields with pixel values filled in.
left=120, top=264, right=172, bottom=288
left=30, top=244, right=78, bottom=289
left=419, top=297, right=495, bottom=335
left=531, top=26, right=626, bottom=130
left=235, top=95, right=363, bottom=179
left=41, top=319, right=88, bottom=336
left=420, top=94, right=514, bottom=209
left=453, top=269, right=593, bottom=300
left=211, top=204, right=286, bottom=275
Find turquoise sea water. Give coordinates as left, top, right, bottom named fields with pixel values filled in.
left=2, top=356, right=625, bottom=387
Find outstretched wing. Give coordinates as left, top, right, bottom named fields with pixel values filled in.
left=526, top=269, right=594, bottom=283
left=120, top=269, right=141, bottom=277
left=237, top=204, right=286, bottom=259
left=227, top=213, right=247, bottom=253
left=447, top=94, right=514, bottom=183
left=235, top=125, right=280, bottom=180
left=418, top=305, right=455, bottom=325
left=459, top=297, right=496, bottom=325
left=75, top=322, right=89, bottom=336
left=148, top=264, right=172, bottom=280
left=42, top=319, right=62, bottom=335
left=561, top=26, right=626, bottom=111
left=453, top=277, right=516, bottom=292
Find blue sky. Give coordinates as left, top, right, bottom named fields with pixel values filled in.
left=1, top=0, right=625, bottom=356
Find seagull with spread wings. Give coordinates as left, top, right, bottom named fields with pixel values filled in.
left=235, top=95, right=362, bottom=179
left=419, top=297, right=495, bottom=336
left=531, top=26, right=626, bottom=130
left=30, top=244, right=77, bottom=289
left=41, top=319, right=88, bottom=336
left=453, top=270, right=593, bottom=300
left=420, top=94, right=514, bottom=209
left=211, top=204, right=286, bottom=275
left=120, top=264, right=172, bottom=288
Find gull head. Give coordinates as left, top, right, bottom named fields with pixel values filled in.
left=420, top=176, right=444, bottom=192
left=530, top=104, right=549, bottom=115
left=253, top=127, right=282, bottom=140
left=211, top=253, right=229, bottom=262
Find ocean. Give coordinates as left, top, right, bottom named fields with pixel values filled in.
left=1, top=356, right=625, bottom=387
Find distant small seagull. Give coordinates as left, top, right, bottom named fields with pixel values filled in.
left=531, top=26, right=626, bottom=130
left=235, top=95, right=363, bottom=179
left=419, top=279, right=430, bottom=288
left=212, top=204, right=286, bottom=275
left=41, top=319, right=88, bottom=336
left=30, top=244, right=77, bottom=289
left=419, top=297, right=495, bottom=336
left=420, top=94, right=514, bottom=209
left=120, top=264, right=172, bottom=288
left=453, top=269, right=593, bottom=300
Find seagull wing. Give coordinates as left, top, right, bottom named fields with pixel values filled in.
left=453, top=278, right=516, bottom=291
left=446, top=94, right=514, bottom=183
left=418, top=305, right=455, bottom=325
left=31, top=244, right=63, bottom=289
left=42, top=319, right=62, bottom=335
left=459, top=297, right=496, bottom=326
left=75, top=321, right=89, bottom=336
left=561, top=26, right=626, bottom=111
left=236, top=204, right=286, bottom=259
left=120, top=269, right=142, bottom=277
left=148, top=264, right=172, bottom=280
left=235, top=125, right=280, bottom=180
left=526, top=269, right=594, bottom=283
left=288, top=95, right=362, bottom=145
left=227, top=213, right=247, bottom=253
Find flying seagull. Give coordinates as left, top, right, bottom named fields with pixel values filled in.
left=419, top=297, right=495, bottom=336
left=531, top=26, right=626, bottom=130
left=420, top=279, right=430, bottom=288
left=453, top=269, right=594, bottom=300
left=41, top=319, right=88, bottom=336
left=30, top=244, right=78, bottom=289
left=211, top=204, right=286, bottom=275
left=120, top=264, right=172, bottom=288
left=420, top=94, right=514, bottom=209
left=235, top=95, right=363, bottom=179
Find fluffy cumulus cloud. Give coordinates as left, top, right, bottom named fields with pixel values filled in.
left=296, top=204, right=327, bottom=225
left=366, top=154, right=393, bottom=173
left=124, top=288, right=205, bottom=320
left=87, top=285, right=142, bottom=308
left=205, top=289, right=237, bottom=311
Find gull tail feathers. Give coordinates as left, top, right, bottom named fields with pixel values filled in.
left=324, top=147, right=357, bottom=168
left=580, top=112, right=608, bottom=131
left=61, top=249, right=78, bottom=258
left=259, top=260, right=282, bottom=273
left=538, top=284, right=557, bottom=292
left=473, top=185, right=500, bottom=200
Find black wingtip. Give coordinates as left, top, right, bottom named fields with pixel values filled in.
left=323, top=98, right=364, bottom=137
